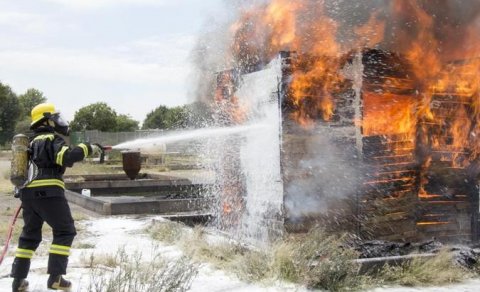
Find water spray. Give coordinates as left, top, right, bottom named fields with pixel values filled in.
left=112, top=124, right=269, bottom=150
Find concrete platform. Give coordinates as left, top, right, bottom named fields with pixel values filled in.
left=64, top=173, right=212, bottom=219
left=65, top=190, right=208, bottom=216
left=64, top=173, right=207, bottom=197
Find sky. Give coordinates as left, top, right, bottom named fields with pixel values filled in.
left=0, top=0, right=225, bottom=123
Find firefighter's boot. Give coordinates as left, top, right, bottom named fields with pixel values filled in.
left=12, top=278, right=29, bottom=292
left=47, top=275, right=71, bottom=291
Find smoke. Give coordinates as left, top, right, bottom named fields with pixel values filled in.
left=188, top=0, right=264, bottom=104
left=284, top=132, right=362, bottom=220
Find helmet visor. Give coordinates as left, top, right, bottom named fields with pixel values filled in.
left=51, top=113, right=69, bottom=127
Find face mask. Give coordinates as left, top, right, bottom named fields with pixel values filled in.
left=50, top=113, right=70, bottom=136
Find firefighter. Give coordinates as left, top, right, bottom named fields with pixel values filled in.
left=11, top=103, right=102, bottom=292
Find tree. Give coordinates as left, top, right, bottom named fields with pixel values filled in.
left=0, top=83, right=21, bottom=145
left=18, top=88, right=47, bottom=119
left=142, top=105, right=170, bottom=129
left=70, top=102, right=117, bottom=132
left=142, top=105, right=188, bottom=130
left=115, top=114, right=139, bottom=132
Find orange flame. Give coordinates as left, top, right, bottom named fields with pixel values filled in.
left=228, top=0, right=480, bottom=172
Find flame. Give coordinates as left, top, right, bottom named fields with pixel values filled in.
left=214, top=70, right=250, bottom=124
left=289, top=55, right=342, bottom=122
left=417, top=222, right=449, bottom=226
left=225, top=0, right=480, bottom=231
left=362, top=92, right=416, bottom=137
left=264, top=0, right=300, bottom=48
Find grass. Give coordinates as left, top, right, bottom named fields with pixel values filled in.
left=64, top=162, right=122, bottom=176
left=85, top=247, right=198, bottom=292
left=148, top=220, right=186, bottom=244
left=0, top=218, right=23, bottom=246
left=147, top=221, right=475, bottom=291
left=266, top=230, right=366, bottom=291
left=374, top=249, right=470, bottom=286
left=72, top=211, right=90, bottom=221
left=83, top=249, right=124, bottom=268
left=75, top=241, right=96, bottom=249
left=0, top=167, right=14, bottom=194
left=147, top=222, right=365, bottom=290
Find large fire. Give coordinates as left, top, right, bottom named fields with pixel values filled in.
left=229, top=0, right=480, bottom=129
left=222, top=0, right=480, bottom=237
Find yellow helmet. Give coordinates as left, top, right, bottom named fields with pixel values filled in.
left=31, top=103, right=56, bottom=126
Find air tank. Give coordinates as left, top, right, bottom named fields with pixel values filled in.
left=10, top=134, right=29, bottom=187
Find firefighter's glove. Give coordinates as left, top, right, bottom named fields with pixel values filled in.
left=91, top=144, right=103, bottom=156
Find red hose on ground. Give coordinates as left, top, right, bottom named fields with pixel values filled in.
left=0, top=204, right=22, bottom=265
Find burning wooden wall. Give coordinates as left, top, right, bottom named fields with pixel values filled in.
left=280, top=49, right=480, bottom=242
left=202, top=0, right=480, bottom=244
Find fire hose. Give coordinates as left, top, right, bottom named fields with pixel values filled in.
left=0, top=204, right=22, bottom=266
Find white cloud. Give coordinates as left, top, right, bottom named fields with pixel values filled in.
left=0, top=49, right=187, bottom=85
left=112, top=35, right=195, bottom=64
left=0, top=11, right=52, bottom=34
left=0, top=34, right=195, bottom=121
left=43, top=0, right=168, bottom=9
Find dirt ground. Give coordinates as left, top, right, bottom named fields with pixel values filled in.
left=0, top=157, right=21, bottom=224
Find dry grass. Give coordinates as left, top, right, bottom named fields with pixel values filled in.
left=72, top=211, right=90, bottom=221
left=0, top=218, right=23, bottom=246
left=0, top=167, right=13, bottom=194
left=374, top=249, right=470, bottom=286
left=64, top=162, right=121, bottom=176
left=147, top=221, right=473, bottom=291
left=83, top=250, right=124, bottom=269
left=74, top=241, right=96, bottom=249
left=85, top=247, right=198, bottom=292
left=268, top=230, right=366, bottom=291
left=147, top=222, right=364, bottom=290
left=148, top=220, right=186, bottom=244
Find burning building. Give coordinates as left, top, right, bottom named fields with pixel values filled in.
left=201, top=0, right=480, bottom=243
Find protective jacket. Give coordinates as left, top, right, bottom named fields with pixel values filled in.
left=23, top=126, right=92, bottom=196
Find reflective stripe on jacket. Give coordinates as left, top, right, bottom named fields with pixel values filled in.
left=25, top=127, right=92, bottom=189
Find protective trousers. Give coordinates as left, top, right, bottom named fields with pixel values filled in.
left=10, top=196, right=76, bottom=278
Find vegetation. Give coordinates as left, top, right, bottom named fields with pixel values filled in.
left=0, top=165, right=12, bottom=194
left=115, top=114, right=139, bottom=132
left=148, top=220, right=185, bottom=244
left=14, top=88, right=48, bottom=134
left=18, top=88, right=47, bottom=119
left=0, top=83, right=21, bottom=145
left=64, top=162, right=121, bottom=176
left=71, top=102, right=139, bottom=132
left=142, top=105, right=186, bottom=130
left=375, top=250, right=469, bottom=286
left=85, top=247, right=198, bottom=292
left=0, top=81, right=215, bottom=146
left=0, top=214, right=23, bottom=245
left=142, top=101, right=214, bottom=130
left=147, top=221, right=475, bottom=291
